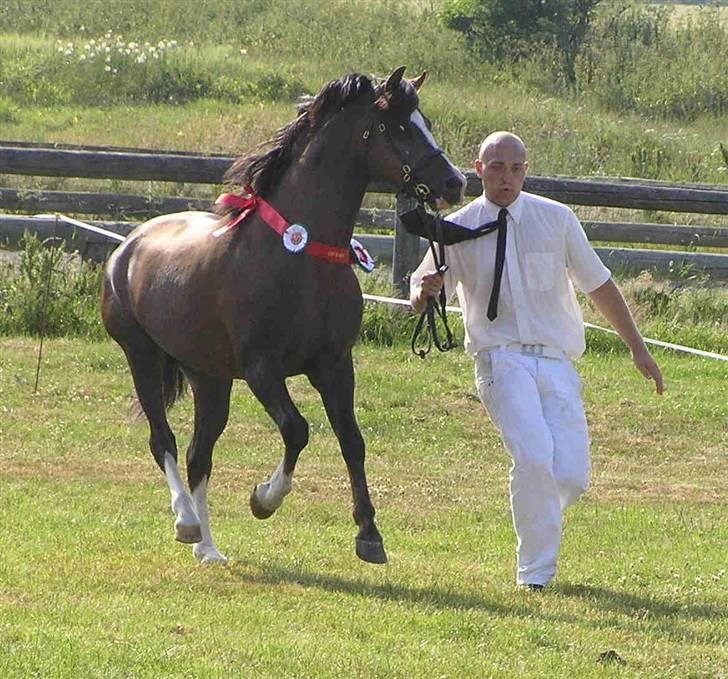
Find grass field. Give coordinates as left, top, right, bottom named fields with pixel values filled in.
left=1, top=338, right=726, bottom=677
left=1, top=4, right=727, bottom=674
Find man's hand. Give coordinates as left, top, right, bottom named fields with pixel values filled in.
left=410, top=271, right=444, bottom=313
left=588, top=279, right=664, bottom=396
left=632, top=346, right=664, bottom=395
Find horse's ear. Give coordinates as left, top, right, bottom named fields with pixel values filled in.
left=384, top=66, right=407, bottom=92
left=411, top=71, right=427, bottom=92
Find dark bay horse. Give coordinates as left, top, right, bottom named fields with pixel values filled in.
left=101, top=66, right=465, bottom=565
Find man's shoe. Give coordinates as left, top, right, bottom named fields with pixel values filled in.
left=518, top=583, right=544, bottom=592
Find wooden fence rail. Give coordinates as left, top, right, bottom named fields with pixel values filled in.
left=2, top=142, right=728, bottom=284
left=2, top=188, right=727, bottom=248
left=3, top=144, right=728, bottom=213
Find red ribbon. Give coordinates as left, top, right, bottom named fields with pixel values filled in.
left=213, top=191, right=354, bottom=265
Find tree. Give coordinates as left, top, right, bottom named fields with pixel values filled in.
left=440, top=0, right=602, bottom=87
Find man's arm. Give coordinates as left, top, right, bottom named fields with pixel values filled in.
left=588, top=278, right=664, bottom=395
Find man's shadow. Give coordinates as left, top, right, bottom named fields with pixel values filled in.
left=228, top=559, right=725, bottom=642
left=554, top=582, right=725, bottom=644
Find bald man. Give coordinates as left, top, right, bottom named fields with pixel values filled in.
left=410, top=132, right=662, bottom=590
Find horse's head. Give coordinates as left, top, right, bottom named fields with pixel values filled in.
left=365, top=66, right=466, bottom=209
left=224, top=68, right=465, bottom=211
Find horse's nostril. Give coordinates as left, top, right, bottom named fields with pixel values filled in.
left=446, top=175, right=465, bottom=193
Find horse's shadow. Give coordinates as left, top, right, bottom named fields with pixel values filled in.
left=228, top=559, right=558, bottom=621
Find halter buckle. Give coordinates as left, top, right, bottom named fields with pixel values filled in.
left=415, top=183, right=431, bottom=199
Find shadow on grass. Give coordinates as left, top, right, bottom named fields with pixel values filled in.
left=228, top=561, right=725, bottom=644
left=555, top=582, right=726, bottom=645
left=557, top=582, right=725, bottom=622
left=229, top=559, right=568, bottom=623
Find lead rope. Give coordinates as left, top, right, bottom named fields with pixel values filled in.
left=411, top=213, right=456, bottom=358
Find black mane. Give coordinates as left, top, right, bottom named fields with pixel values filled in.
left=222, top=73, right=376, bottom=199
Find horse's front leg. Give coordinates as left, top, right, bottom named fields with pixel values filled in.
left=245, top=361, right=309, bottom=519
left=309, top=353, right=387, bottom=564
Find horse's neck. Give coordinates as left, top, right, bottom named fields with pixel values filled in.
left=268, top=129, right=369, bottom=246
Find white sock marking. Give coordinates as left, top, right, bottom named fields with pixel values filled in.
left=256, top=459, right=293, bottom=511
left=191, top=478, right=227, bottom=564
left=164, top=452, right=199, bottom=529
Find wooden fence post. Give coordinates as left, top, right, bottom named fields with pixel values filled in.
left=393, top=193, right=422, bottom=295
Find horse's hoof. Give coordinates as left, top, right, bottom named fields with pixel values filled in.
left=356, top=538, right=388, bottom=564
left=249, top=485, right=275, bottom=520
left=175, top=523, right=202, bottom=544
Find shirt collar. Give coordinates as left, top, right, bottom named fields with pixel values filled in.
left=482, top=192, right=524, bottom=225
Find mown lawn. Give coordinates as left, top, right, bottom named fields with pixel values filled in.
left=0, top=337, right=725, bottom=677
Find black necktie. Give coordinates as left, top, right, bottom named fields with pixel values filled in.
left=486, top=208, right=508, bottom=321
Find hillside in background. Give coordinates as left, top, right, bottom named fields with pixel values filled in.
left=0, top=0, right=726, bottom=186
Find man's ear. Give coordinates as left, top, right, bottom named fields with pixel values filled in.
left=475, top=159, right=484, bottom=177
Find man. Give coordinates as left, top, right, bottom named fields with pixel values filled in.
left=410, top=131, right=663, bottom=590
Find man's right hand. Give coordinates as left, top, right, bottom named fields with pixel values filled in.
left=411, top=271, right=444, bottom=313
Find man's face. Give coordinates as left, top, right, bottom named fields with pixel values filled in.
left=475, top=140, right=528, bottom=207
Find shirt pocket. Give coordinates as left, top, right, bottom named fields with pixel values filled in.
left=525, top=252, right=556, bottom=291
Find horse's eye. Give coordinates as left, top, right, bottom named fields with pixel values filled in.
left=398, top=124, right=407, bottom=133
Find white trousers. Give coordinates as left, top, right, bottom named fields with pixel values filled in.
left=475, top=349, right=590, bottom=586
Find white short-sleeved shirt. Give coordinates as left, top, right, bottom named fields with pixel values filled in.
left=410, top=191, right=611, bottom=359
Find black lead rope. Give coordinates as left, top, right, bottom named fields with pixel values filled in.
left=411, top=214, right=456, bottom=359
left=405, top=208, right=504, bottom=359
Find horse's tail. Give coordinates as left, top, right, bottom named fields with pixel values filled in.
left=130, top=352, right=187, bottom=422
left=161, top=353, right=187, bottom=411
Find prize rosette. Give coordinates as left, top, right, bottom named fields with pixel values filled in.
left=283, top=224, right=309, bottom=253
left=350, top=238, right=375, bottom=272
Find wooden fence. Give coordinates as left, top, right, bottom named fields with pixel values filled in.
left=2, top=142, right=728, bottom=286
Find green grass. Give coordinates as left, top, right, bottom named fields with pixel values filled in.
left=0, top=4, right=726, bottom=674
left=0, top=337, right=726, bottom=677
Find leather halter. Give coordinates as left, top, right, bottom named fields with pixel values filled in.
left=363, top=115, right=445, bottom=204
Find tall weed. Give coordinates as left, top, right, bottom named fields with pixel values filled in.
left=0, top=234, right=105, bottom=339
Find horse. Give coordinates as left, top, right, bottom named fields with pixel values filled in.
left=101, top=66, right=466, bottom=565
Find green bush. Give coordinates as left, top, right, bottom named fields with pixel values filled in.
left=0, top=234, right=105, bottom=339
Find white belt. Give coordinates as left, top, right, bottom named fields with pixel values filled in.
left=483, top=343, right=566, bottom=359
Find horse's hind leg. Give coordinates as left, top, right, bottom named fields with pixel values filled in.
left=309, top=353, right=386, bottom=564
left=184, top=372, right=232, bottom=564
left=118, top=334, right=201, bottom=544
left=245, top=361, right=309, bottom=519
